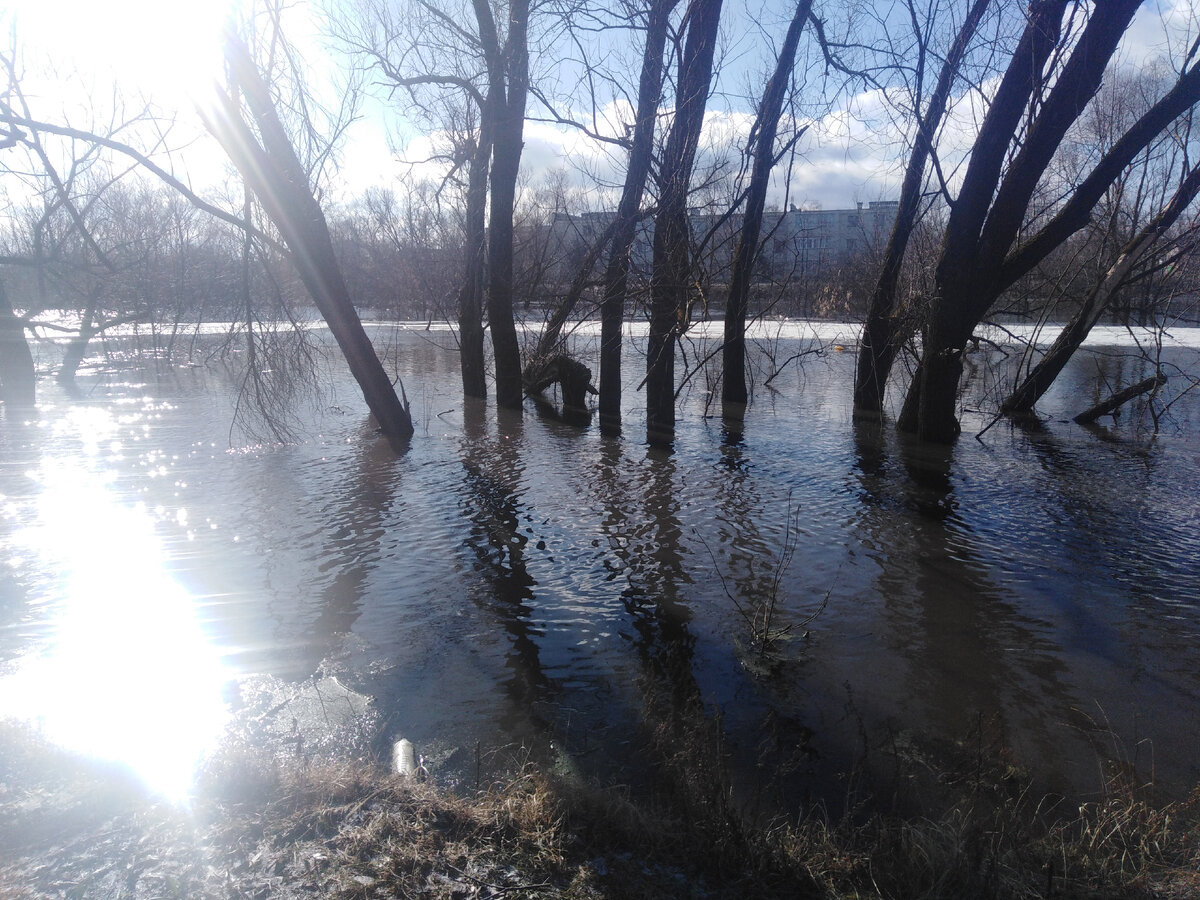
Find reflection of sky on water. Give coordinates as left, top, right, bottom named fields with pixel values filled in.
left=0, top=404, right=229, bottom=803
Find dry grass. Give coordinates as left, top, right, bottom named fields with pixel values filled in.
left=1, top=715, right=1198, bottom=900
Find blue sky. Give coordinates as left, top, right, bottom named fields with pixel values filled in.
left=1, top=0, right=1197, bottom=214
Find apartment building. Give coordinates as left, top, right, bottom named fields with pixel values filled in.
left=758, top=200, right=899, bottom=278
left=545, top=200, right=899, bottom=284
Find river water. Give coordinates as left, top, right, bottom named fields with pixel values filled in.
left=1, top=321, right=1198, bottom=808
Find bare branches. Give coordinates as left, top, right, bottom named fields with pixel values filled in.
left=203, top=21, right=414, bottom=443
left=525, top=84, right=633, bottom=149
left=1000, top=60, right=1200, bottom=290
left=723, top=0, right=813, bottom=408
left=0, top=111, right=287, bottom=253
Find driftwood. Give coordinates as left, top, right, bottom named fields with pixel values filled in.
left=524, top=354, right=597, bottom=413
left=1074, top=373, right=1166, bottom=424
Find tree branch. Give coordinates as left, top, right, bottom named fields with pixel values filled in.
left=0, top=111, right=288, bottom=255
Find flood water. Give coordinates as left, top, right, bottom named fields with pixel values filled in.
left=2, top=321, right=1199, bottom=808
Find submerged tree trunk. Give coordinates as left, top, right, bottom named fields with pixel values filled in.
left=646, top=0, right=723, bottom=446
left=1074, top=373, right=1166, bottom=424
left=898, top=0, right=1200, bottom=442
left=0, top=279, right=35, bottom=407
left=476, top=0, right=530, bottom=410
left=1001, top=161, right=1200, bottom=415
left=895, top=318, right=969, bottom=442
left=58, top=300, right=96, bottom=388
left=721, top=0, right=811, bottom=411
left=598, top=0, right=677, bottom=436
left=525, top=354, right=597, bottom=413
left=210, top=30, right=414, bottom=445
left=852, top=0, right=990, bottom=418
left=56, top=309, right=143, bottom=389
left=459, top=112, right=493, bottom=401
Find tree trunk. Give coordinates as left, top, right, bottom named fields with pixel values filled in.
left=0, top=279, right=35, bottom=408
left=476, top=0, right=530, bottom=410
left=599, top=0, right=677, bottom=436
left=1002, top=161, right=1200, bottom=414
left=211, top=30, right=414, bottom=445
left=721, top=0, right=811, bottom=411
left=853, top=0, right=990, bottom=417
left=646, top=0, right=723, bottom=447
left=896, top=313, right=969, bottom=443
left=647, top=203, right=688, bottom=445
left=898, top=0, right=1185, bottom=442
left=459, top=111, right=492, bottom=400
left=58, top=304, right=96, bottom=387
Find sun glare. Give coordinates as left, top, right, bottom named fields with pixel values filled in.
left=6, top=0, right=235, bottom=110
left=0, top=411, right=230, bottom=803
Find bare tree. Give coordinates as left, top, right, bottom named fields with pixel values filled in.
left=646, top=0, right=723, bottom=447
left=518, top=0, right=679, bottom=431
left=594, top=0, right=670, bottom=435
left=851, top=0, right=992, bottom=418
left=0, top=39, right=150, bottom=400
left=477, top=0, right=531, bottom=409
left=896, top=0, right=1200, bottom=442
left=458, top=100, right=493, bottom=399
left=336, top=0, right=496, bottom=398
left=720, top=0, right=813, bottom=411
left=205, top=21, right=415, bottom=444
left=1000, top=158, right=1200, bottom=414
left=339, top=0, right=531, bottom=408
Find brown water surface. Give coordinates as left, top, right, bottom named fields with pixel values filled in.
left=1, top=324, right=1197, bottom=805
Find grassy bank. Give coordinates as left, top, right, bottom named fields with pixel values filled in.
left=2, top=717, right=1198, bottom=899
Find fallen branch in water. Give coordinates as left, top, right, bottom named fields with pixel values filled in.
left=1074, top=372, right=1166, bottom=424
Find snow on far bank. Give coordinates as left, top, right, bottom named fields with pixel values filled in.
left=530, top=318, right=1200, bottom=349
left=21, top=311, right=1200, bottom=350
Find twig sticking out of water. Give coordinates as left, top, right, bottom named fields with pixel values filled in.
left=697, top=491, right=829, bottom=659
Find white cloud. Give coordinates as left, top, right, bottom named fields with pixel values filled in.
left=1121, top=0, right=1198, bottom=69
